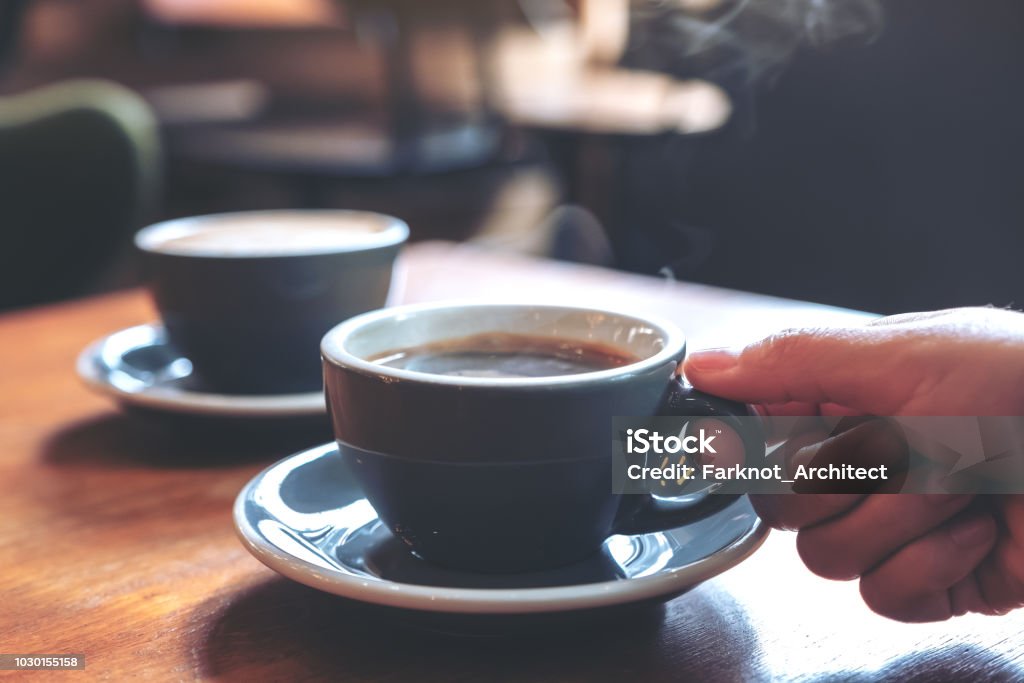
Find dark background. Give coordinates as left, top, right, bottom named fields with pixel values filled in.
left=3, top=0, right=1024, bottom=314
left=614, top=0, right=1024, bottom=313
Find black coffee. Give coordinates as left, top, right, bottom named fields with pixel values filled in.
left=371, top=333, right=640, bottom=379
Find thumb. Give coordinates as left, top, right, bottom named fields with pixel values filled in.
left=682, top=326, right=925, bottom=415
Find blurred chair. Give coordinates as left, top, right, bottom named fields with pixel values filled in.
left=0, top=1, right=29, bottom=75
left=0, top=79, right=161, bottom=310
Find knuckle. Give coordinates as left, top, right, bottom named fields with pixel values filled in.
left=796, top=531, right=863, bottom=580
left=858, top=575, right=891, bottom=615
left=748, top=495, right=795, bottom=530
left=859, top=577, right=953, bottom=623
left=754, top=328, right=819, bottom=368
left=999, top=557, right=1024, bottom=612
left=858, top=577, right=908, bottom=621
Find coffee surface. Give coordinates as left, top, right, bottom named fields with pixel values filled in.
left=371, top=333, right=640, bottom=378
left=151, top=215, right=390, bottom=256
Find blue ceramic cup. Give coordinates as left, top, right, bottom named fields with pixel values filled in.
left=321, top=302, right=756, bottom=572
left=137, top=210, right=408, bottom=394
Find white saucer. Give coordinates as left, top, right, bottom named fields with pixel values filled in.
left=76, top=324, right=325, bottom=418
left=234, top=443, right=769, bottom=615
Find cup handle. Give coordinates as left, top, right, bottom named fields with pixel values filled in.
left=612, top=376, right=765, bottom=535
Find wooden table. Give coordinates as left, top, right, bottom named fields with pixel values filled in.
left=2, top=242, right=1022, bottom=681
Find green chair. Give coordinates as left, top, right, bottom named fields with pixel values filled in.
left=0, top=1, right=29, bottom=73
left=0, top=79, right=161, bottom=310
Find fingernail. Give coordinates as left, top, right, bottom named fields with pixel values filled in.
left=686, top=347, right=742, bottom=372
left=949, top=514, right=996, bottom=548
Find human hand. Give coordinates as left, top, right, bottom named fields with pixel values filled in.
left=683, top=307, right=1024, bottom=622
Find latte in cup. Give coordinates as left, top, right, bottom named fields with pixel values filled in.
left=146, top=214, right=394, bottom=257
left=136, top=210, right=408, bottom=395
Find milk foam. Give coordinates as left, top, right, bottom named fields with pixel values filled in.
left=147, top=213, right=398, bottom=257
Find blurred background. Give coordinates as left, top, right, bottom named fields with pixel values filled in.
left=2, top=0, right=1023, bottom=314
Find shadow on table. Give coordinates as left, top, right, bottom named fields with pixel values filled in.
left=198, top=577, right=762, bottom=682
left=200, top=578, right=1024, bottom=681
left=40, top=410, right=332, bottom=470
left=816, top=644, right=1024, bottom=682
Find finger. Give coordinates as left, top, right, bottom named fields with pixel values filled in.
left=682, top=326, right=932, bottom=414
left=786, top=418, right=909, bottom=494
left=949, top=573, right=989, bottom=617
left=770, top=424, right=832, bottom=462
left=686, top=307, right=1024, bottom=414
left=974, top=496, right=1024, bottom=615
left=820, top=403, right=860, bottom=417
left=762, top=414, right=830, bottom=448
left=865, top=310, right=962, bottom=327
left=753, top=417, right=885, bottom=527
left=750, top=493, right=865, bottom=531
left=859, top=512, right=997, bottom=622
left=760, top=402, right=821, bottom=417
left=796, top=494, right=975, bottom=580
left=759, top=402, right=859, bottom=418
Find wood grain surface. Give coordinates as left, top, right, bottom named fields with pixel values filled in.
left=1, top=242, right=1022, bottom=681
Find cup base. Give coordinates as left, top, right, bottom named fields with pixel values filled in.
left=340, top=442, right=622, bottom=574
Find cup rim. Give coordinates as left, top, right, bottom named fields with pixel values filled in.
left=320, top=301, right=686, bottom=389
left=134, top=209, right=409, bottom=259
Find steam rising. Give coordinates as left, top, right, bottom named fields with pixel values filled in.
left=629, top=0, right=883, bottom=85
